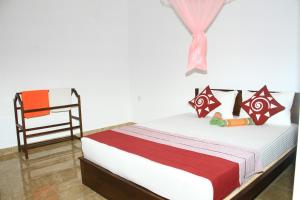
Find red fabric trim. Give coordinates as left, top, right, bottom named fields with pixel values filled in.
left=86, top=130, right=240, bottom=200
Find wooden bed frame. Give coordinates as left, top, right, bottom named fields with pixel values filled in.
left=80, top=89, right=299, bottom=200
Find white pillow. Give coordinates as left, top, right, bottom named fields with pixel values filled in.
left=207, top=90, right=238, bottom=119
left=240, top=90, right=294, bottom=126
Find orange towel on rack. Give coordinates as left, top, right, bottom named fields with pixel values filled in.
left=21, top=90, right=50, bottom=118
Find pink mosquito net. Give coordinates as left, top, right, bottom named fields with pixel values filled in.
left=162, top=0, right=234, bottom=74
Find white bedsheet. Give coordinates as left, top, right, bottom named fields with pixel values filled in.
left=140, top=113, right=298, bottom=168
left=81, top=113, right=298, bottom=200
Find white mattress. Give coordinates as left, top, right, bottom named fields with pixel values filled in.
left=81, top=113, right=298, bottom=200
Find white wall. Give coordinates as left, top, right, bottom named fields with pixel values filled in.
left=129, top=0, right=300, bottom=122
left=1, top=0, right=299, bottom=149
left=0, top=0, right=131, bottom=148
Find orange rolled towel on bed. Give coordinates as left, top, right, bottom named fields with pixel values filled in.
left=210, top=112, right=254, bottom=127
left=224, top=118, right=254, bottom=127
left=21, top=90, right=50, bottom=118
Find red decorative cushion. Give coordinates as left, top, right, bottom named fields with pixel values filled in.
left=189, top=86, right=221, bottom=118
left=240, top=85, right=285, bottom=125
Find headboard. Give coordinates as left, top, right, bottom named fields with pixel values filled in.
left=195, top=88, right=300, bottom=124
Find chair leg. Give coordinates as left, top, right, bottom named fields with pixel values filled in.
left=69, top=110, right=74, bottom=140
left=22, top=131, right=28, bottom=159
left=21, top=113, right=28, bottom=159
left=78, top=98, right=83, bottom=138
left=16, top=131, right=21, bottom=152
left=24, top=148, right=28, bottom=159
left=14, top=101, right=21, bottom=152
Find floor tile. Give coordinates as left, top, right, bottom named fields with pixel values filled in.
left=0, top=140, right=295, bottom=200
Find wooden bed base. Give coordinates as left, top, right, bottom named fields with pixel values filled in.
left=80, top=147, right=296, bottom=200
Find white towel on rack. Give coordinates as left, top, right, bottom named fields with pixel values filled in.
left=49, top=88, right=72, bottom=113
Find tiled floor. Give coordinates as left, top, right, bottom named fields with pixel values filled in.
left=0, top=139, right=295, bottom=200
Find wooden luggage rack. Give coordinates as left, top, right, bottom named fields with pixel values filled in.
left=14, top=88, right=83, bottom=159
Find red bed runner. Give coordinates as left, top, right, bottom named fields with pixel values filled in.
left=86, top=130, right=240, bottom=200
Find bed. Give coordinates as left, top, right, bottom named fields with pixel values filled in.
left=80, top=89, right=299, bottom=200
